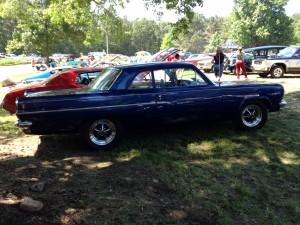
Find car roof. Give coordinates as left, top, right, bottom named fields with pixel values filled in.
left=244, top=45, right=287, bottom=52
left=112, top=62, right=196, bottom=70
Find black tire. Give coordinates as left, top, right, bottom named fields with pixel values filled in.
left=232, top=68, right=236, bottom=75
left=258, top=73, right=268, bottom=78
left=204, top=69, right=210, bottom=73
left=270, top=66, right=284, bottom=78
left=235, top=101, right=268, bottom=131
left=80, top=118, right=123, bottom=151
left=40, top=65, right=47, bottom=71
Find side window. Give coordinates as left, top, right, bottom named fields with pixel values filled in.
left=128, top=70, right=153, bottom=89
left=153, top=68, right=207, bottom=88
left=76, top=73, right=89, bottom=85
left=268, top=48, right=279, bottom=56
left=76, top=72, right=101, bottom=85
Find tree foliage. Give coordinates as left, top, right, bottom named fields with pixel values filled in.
left=227, top=0, right=293, bottom=47
left=0, top=17, right=16, bottom=52
left=291, top=13, right=300, bottom=45
left=0, top=0, right=298, bottom=57
left=0, top=0, right=204, bottom=56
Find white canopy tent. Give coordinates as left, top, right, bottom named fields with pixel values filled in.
left=220, top=39, right=240, bottom=50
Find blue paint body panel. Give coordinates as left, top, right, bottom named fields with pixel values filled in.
left=15, top=62, right=285, bottom=135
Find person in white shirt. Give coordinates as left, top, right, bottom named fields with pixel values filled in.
left=235, top=47, right=248, bottom=80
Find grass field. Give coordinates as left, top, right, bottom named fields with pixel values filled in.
left=0, top=75, right=299, bottom=225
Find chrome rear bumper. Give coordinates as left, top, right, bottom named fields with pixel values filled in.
left=15, top=120, right=32, bottom=134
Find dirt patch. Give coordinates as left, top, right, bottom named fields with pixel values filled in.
left=0, top=135, right=213, bottom=225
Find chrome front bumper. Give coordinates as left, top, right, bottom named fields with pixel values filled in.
left=279, top=99, right=287, bottom=108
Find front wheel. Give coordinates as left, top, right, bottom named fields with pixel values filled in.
left=80, top=118, right=123, bottom=151
left=270, top=66, right=284, bottom=78
left=235, top=101, right=268, bottom=130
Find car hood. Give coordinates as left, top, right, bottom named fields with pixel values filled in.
left=146, top=47, right=180, bottom=62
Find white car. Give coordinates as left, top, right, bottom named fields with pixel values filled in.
left=197, top=58, right=214, bottom=73
left=252, top=46, right=300, bottom=78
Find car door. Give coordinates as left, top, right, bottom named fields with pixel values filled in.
left=115, top=70, right=158, bottom=125
left=288, top=48, right=300, bottom=72
left=153, top=67, right=223, bottom=123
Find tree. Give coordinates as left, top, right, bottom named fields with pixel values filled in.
left=0, top=0, right=93, bottom=57
left=174, top=14, right=207, bottom=53
left=131, top=19, right=163, bottom=54
left=0, top=0, right=204, bottom=57
left=291, top=14, right=300, bottom=45
left=204, top=32, right=224, bottom=53
left=161, top=32, right=176, bottom=50
left=0, top=16, right=15, bottom=53
left=227, top=0, right=293, bottom=47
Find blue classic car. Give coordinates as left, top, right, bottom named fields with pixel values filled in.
left=15, top=62, right=286, bottom=151
left=23, top=66, right=75, bottom=83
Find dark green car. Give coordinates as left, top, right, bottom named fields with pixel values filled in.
left=224, top=53, right=254, bottom=74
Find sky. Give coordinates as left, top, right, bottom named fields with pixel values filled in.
left=117, top=0, right=299, bottom=22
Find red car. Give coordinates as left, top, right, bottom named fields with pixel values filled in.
left=2, top=48, right=181, bottom=114
left=184, top=53, right=215, bottom=66
left=2, top=67, right=103, bottom=114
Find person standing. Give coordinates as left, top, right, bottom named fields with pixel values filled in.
left=31, top=57, right=35, bottom=70
left=171, top=53, right=180, bottom=62
left=235, top=47, right=248, bottom=80
left=212, top=46, right=228, bottom=82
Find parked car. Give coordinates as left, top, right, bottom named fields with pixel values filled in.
left=186, top=54, right=202, bottom=60
left=15, top=62, right=286, bottom=151
left=184, top=53, right=214, bottom=66
left=247, top=45, right=287, bottom=59
left=197, top=58, right=214, bottom=73
left=22, top=66, right=75, bottom=84
left=62, top=60, right=89, bottom=67
left=33, top=56, right=62, bottom=70
left=224, top=53, right=254, bottom=74
left=252, top=46, right=300, bottom=78
left=224, top=45, right=287, bottom=75
left=3, top=48, right=181, bottom=115
left=5, top=53, right=18, bottom=58
left=2, top=67, right=104, bottom=114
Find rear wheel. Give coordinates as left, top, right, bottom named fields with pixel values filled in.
left=80, top=118, right=123, bottom=151
left=235, top=101, right=268, bottom=130
left=270, top=66, right=284, bottom=78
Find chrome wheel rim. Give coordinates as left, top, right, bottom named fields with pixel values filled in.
left=242, top=105, right=262, bottom=127
left=273, top=68, right=283, bottom=78
left=89, top=119, right=116, bottom=146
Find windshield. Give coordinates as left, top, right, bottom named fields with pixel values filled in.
left=277, top=47, right=298, bottom=58
left=88, top=67, right=122, bottom=90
